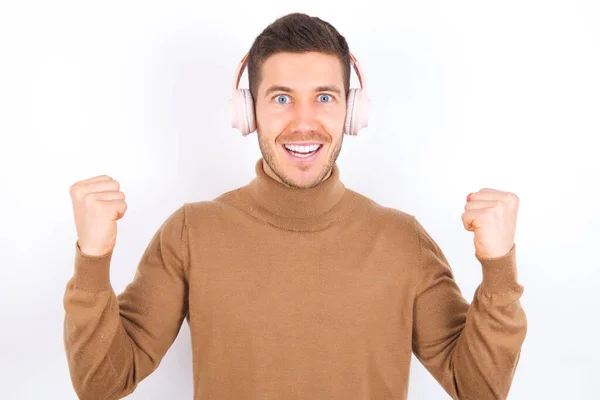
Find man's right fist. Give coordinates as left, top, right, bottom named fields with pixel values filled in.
left=69, top=175, right=128, bottom=257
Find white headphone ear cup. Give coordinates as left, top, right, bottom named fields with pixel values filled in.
left=228, top=89, right=246, bottom=135
left=344, top=88, right=369, bottom=136
left=354, top=89, right=370, bottom=134
left=344, top=89, right=358, bottom=135
left=242, top=89, right=256, bottom=135
left=228, top=89, right=256, bottom=136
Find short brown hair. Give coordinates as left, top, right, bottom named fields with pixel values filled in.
left=247, top=12, right=351, bottom=102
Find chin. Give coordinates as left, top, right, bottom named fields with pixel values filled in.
left=278, top=158, right=330, bottom=189
left=269, top=146, right=331, bottom=189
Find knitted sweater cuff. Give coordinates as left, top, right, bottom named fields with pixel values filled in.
left=477, top=243, right=522, bottom=294
left=73, top=240, right=113, bottom=292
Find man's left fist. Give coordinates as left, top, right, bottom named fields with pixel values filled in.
left=462, top=188, right=519, bottom=259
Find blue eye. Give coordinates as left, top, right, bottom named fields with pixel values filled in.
left=275, top=95, right=290, bottom=104
left=318, top=94, right=332, bottom=102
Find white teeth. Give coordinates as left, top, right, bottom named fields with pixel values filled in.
left=289, top=151, right=313, bottom=158
left=284, top=144, right=321, bottom=153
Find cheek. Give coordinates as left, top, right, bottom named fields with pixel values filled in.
left=321, top=106, right=347, bottom=133
left=256, top=104, right=286, bottom=134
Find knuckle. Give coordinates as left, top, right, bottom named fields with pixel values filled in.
left=504, top=192, right=518, bottom=205
left=72, top=186, right=86, bottom=201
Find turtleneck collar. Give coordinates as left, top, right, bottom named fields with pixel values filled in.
left=233, top=158, right=353, bottom=232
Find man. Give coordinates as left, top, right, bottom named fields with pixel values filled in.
left=64, top=12, right=527, bottom=400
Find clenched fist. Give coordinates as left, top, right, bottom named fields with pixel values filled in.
left=462, top=188, right=519, bottom=259
left=69, top=175, right=128, bottom=257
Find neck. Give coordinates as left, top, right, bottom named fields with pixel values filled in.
left=233, top=158, right=351, bottom=232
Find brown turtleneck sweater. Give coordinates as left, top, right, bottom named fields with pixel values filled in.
left=63, top=158, right=527, bottom=400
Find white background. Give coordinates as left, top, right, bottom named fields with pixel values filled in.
left=1, top=0, right=599, bottom=399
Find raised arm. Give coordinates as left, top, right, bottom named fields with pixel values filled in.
left=411, top=216, right=527, bottom=399
left=63, top=175, right=189, bottom=399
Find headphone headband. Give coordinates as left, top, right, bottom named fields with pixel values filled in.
left=232, top=51, right=367, bottom=94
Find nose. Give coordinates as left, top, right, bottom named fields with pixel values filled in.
left=290, top=100, right=319, bottom=132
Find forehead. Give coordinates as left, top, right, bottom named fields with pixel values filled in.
left=258, top=51, right=344, bottom=93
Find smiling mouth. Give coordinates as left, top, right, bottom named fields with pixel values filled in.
left=283, top=143, right=323, bottom=158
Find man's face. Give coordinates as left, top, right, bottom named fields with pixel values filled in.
left=254, top=51, right=347, bottom=189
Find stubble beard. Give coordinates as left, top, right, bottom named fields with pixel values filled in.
left=258, top=132, right=343, bottom=189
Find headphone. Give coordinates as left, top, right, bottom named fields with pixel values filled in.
left=228, top=51, right=370, bottom=136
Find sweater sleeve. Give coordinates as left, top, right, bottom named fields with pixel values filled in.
left=63, top=205, right=189, bottom=400
left=411, top=217, right=527, bottom=400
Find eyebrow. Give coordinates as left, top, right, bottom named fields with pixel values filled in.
left=316, top=85, right=342, bottom=96
left=263, top=84, right=343, bottom=98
